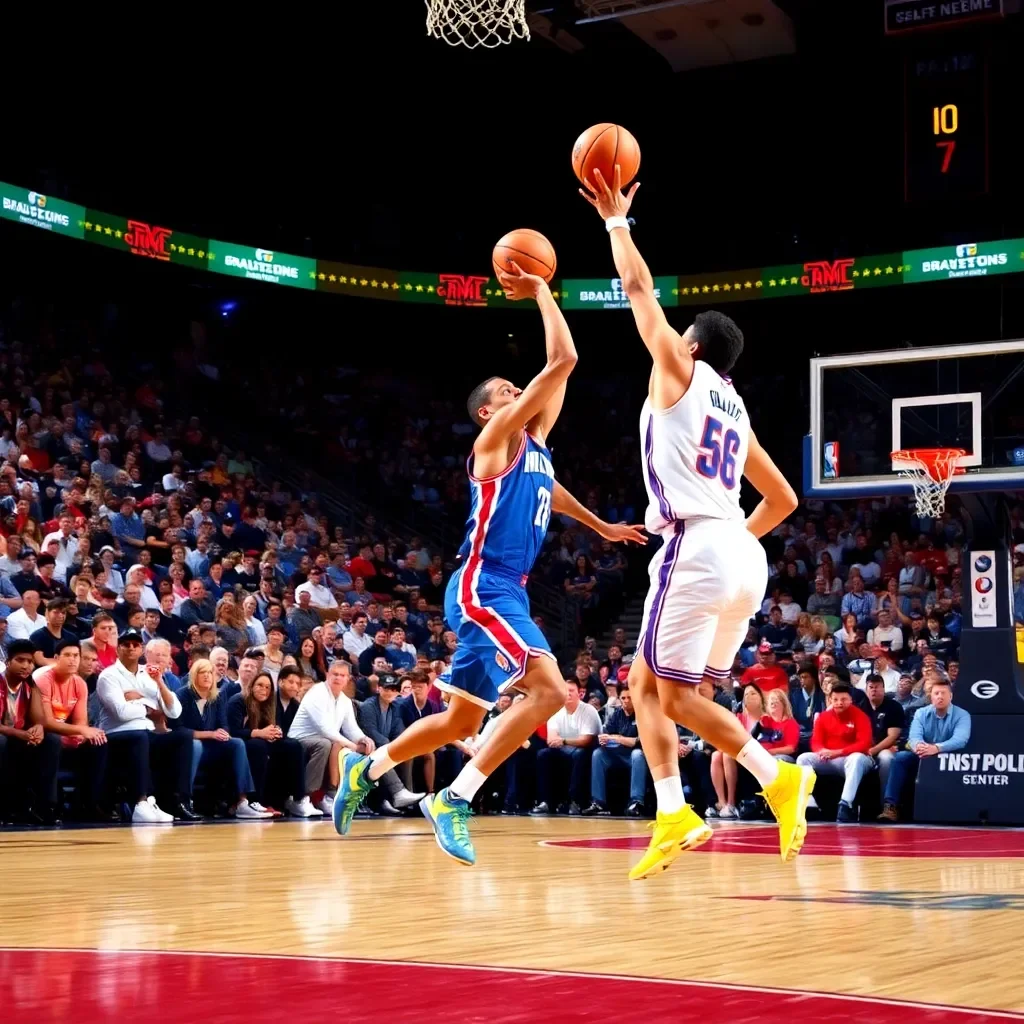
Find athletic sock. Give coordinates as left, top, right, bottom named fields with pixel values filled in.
left=367, top=745, right=396, bottom=781
left=449, top=764, right=487, bottom=803
left=736, top=738, right=781, bottom=787
left=653, top=775, right=686, bottom=815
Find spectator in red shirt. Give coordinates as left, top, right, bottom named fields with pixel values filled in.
left=796, top=682, right=873, bottom=822
left=707, top=683, right=765, bottom=820
left=91, top=612, right=119, bottom=670
left=347, top=545, right=376, bottom=584
left=740, top=642, right=789, bottom=693
left=760, top=689, right=800, bottom=762
left=33, top=638, right=114, bottom=821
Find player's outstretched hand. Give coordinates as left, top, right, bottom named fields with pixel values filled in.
left=579, top=165, right=640, bottom=220
left=497, top=261, right=548, bottom=301
left=599, top=521, right=647, bottom=545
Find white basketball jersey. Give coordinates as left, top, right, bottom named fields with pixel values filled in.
left=639, top=360, right=749, bottom=535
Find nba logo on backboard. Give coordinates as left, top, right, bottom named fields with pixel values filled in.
left=823, top=441, right=840, bottom=479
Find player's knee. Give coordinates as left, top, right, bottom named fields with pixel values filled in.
left=450, top=701, right=486, bottom=735
left=530, top=675, right=566, bottom=717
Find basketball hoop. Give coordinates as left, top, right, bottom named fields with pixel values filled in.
left=891, top=448, right=966, bottom=517
left=425, top=0, right=529, bottom=48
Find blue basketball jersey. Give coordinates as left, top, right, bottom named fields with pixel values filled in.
left=457, top=432, right=554, bottom=579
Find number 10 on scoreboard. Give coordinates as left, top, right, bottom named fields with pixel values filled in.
left=933, top=103, right=958, bottom=174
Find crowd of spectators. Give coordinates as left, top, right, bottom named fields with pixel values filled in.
left=0, top=302, right=1021, bottom=828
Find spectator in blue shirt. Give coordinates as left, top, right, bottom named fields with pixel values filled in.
left=840, top=575, right=877, bottom=630
left=386, top=627, right=416, bottom=672
left=326, top=552, right=352, bottom=592
left=877, top=678, right=970, bottom=821
left=110, top=497, right=146, bottom=563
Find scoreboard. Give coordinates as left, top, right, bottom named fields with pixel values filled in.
left=905, top=47, right=989, bottom=202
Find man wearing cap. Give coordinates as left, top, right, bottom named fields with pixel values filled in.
left=740, top=642, right=789, bottom=693
left=111, top=496, right=146, bottom=561
left=295, top=566, right=338, bottom=613
left=30, top=598, right=77, bottom=668
left=356, top=671, right=425, bottom=814
left=0, top=638, right=62, bottom=824
left=96, top=631, right=197, bottom=822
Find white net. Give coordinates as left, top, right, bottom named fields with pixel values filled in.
left=891, top=449, right=965, bottom=518
left=425, top=0, right=529, bottom=48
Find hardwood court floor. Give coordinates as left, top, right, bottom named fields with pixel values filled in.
left=2, top=816, right=1023, bottom=1023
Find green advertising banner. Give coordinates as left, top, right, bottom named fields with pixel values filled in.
left=902, top=239, right=1024, bottom=284
left=0, top=182, right=85, bottom=239
left=83, top=210, right=211, bottom=271
left=560, top=276, right=678, bottom=310
left=3, top=178, right=1024, bottom=310
left=210, top=241, right=316, bottom=290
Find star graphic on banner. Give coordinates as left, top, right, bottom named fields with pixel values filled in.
left=94, top=223, right=103, bottom=232
left=391, top=282, right=399, bottom=290
left=733, top=283, right=741, bottom=291
left=712, top=284, right=720, bottom=292
left=170, top=243, right=178, bottom=252
left=723, top=283, right=731, bottom=291
left=701, top=285, right=710, bottom=293
left=318, top=272, right=327, bottom=281
left=873, top=267, right=882, bottom=276
left=427, top=285, right=435, bottom=293
left=104, top=226, right=112, bottom=235
left=790, top=276, right=798, bottom=285
left=852, top=269, right=860, bottom=277
left=328, top=274, right=336, bottom=282
left=681, top=287, right=690, bottom=296
left=197, top=250, right=205, bottom=258
left=755, top=280, right=762, bottom=288
left=885, top=266, right=893, bottom=274
left=415, top=284, right=424, bottom=292
left=84, top=222, right=92, bottom=230
left=187, top=247, right=195, bottom=256
left=207, top=252, right=215, bottom=261
left=744, top=281, right=752, bottom=289
left=768, top=279, right=777, bottom=287
left=404, top=282, right=412, bottom=290
left=371, top=280, right=378, bottom=287
left=340, top=276, right=348, bottom=284
left=360, top=279, right=368, bottom=286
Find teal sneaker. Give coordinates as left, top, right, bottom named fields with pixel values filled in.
left=420, top=788, right=476, bottom=866
left=332, top=751, right=375, bottom=836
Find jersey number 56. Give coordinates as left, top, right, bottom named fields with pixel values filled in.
left=695, top=415, right=739, bottom=489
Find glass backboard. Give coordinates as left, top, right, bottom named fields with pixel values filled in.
left=804, top=339, right=1024, bottom=497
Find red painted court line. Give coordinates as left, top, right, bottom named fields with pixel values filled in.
left=0, top=948, right=1020, bottom=1023
left=544, top=824, right=1024, bottom=858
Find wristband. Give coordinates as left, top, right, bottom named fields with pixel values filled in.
left=605, top=216, right=631, bottom=234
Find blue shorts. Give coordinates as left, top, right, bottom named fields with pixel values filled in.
left=441, top=565, right=554, bottom=709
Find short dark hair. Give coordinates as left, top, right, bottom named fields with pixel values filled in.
left=865, top=673, right=885, bottom=686
left=692, top=310, right=744, bottom=375
left=278, top=665, right=302, bottom=684
left=931, top=678, right=953, bottom=690
left=92, top=612, right=115, bottom=629
left=353, top=611, right=368, bottom=624
left=54, top=638, right=80, bottom=655
left=466, top=376, right=501, bottom=427
left=46, top=597, right=70, bottom=612
left=830, top=681, right=853, bottom=696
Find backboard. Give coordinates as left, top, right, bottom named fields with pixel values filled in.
left=804, top=339, right=1024, bottom=497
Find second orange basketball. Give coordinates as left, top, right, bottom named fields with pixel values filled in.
left=571, top=123, right=641, bottom=189
left=492, top=229, right=557, bottom=283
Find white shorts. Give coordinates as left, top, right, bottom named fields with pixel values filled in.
left=636, top=518, right=767, bottom=685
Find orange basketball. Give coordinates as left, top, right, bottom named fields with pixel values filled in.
left=492, top=229, right=557, bottom=283
left=571, top=123, right=641, bottom=189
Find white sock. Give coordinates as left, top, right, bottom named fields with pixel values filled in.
left=367, top=745, right=396, bottom=781
left=449, top=764, right=487, bottom=803
left=654, top=775, right=686, bottom=815
left=736, top=738, right=780, bottom=787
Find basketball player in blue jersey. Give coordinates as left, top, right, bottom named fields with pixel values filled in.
left=331, top=259, right=645, bottom=864
left=581, top=166, right=814, bottom=879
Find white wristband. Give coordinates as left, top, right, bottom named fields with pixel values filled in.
left=605, top=216, right=631, bottom=234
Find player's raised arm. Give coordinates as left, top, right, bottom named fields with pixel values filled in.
left=551, top=480, right=646, bottom=546
left=478, top=264, right=578, bottom=451
left=580, top=166, right=693, bottom=390
left=742, top=430, right=798, bottom=539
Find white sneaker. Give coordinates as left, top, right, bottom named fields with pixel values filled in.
left=392, top=788, right=426, bottom=809
left=132, top=800, right=160, bottom=823
left=719, top=804, right=739, bottom=819
left=234, top=798, right=272, bottom=819
left=250, top=801, right=271, bottom=815
left=705, top=806, right=720, bottom=819
left=285, top=796, right=323, bottom=818
left=147, top=796, right=175, bottom=823
left=316, top=794, right=335, bottom=816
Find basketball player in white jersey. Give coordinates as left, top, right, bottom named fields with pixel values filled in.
left=581, top=166, right=815, bottom=879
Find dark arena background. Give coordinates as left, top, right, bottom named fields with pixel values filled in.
left=2, top=3, right=1024, bottom=1022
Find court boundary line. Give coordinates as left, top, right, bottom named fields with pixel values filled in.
left=2, top=946, right=1022, bottom=1019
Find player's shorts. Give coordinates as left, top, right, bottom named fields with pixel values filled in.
left=636, top=517, right=767, bottom=685
left=441, top=563, right=555, bottom=709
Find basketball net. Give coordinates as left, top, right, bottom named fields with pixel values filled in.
left=425, top=0, right=529, bottom=48
left=891, top=448, right=966, bottom=517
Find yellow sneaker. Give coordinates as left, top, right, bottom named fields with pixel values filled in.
left=760, top=760, right=816, bottom=862
left=628, top=805, right=713, bottom=881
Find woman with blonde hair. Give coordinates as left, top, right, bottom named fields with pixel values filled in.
left=170, top=659, right=270, bottom=818
left=225, top=670, right=319, bottom=817
left=707, top=683, right=765, bottom=820
left=760, top=689, right=801, bottom=762
left=215, top=596, right=248, bottom=655
left=794, top=613, right=820, bottom=654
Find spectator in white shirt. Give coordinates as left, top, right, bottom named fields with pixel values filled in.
left=123, top=565, right=161, bottom=612
left=95, top=633, right=196, bottom=822
left=294, top=567, right=338, bottom=611
left=532, top=679, right=601, bottom=814
left=288, top=660, right=375, bottom=815
left=242, top=594, right=267, bottom=645
left=342, top=611, right=373, bottom=660
left=871, top=651, right=903, bottom=694
left=7, top=589, right=45, bottom=641
left=867, top=608, right=903, bottom=655
left=41, top=514, right=79, bottom=580
left=777, top=591, right=802, bottom=625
